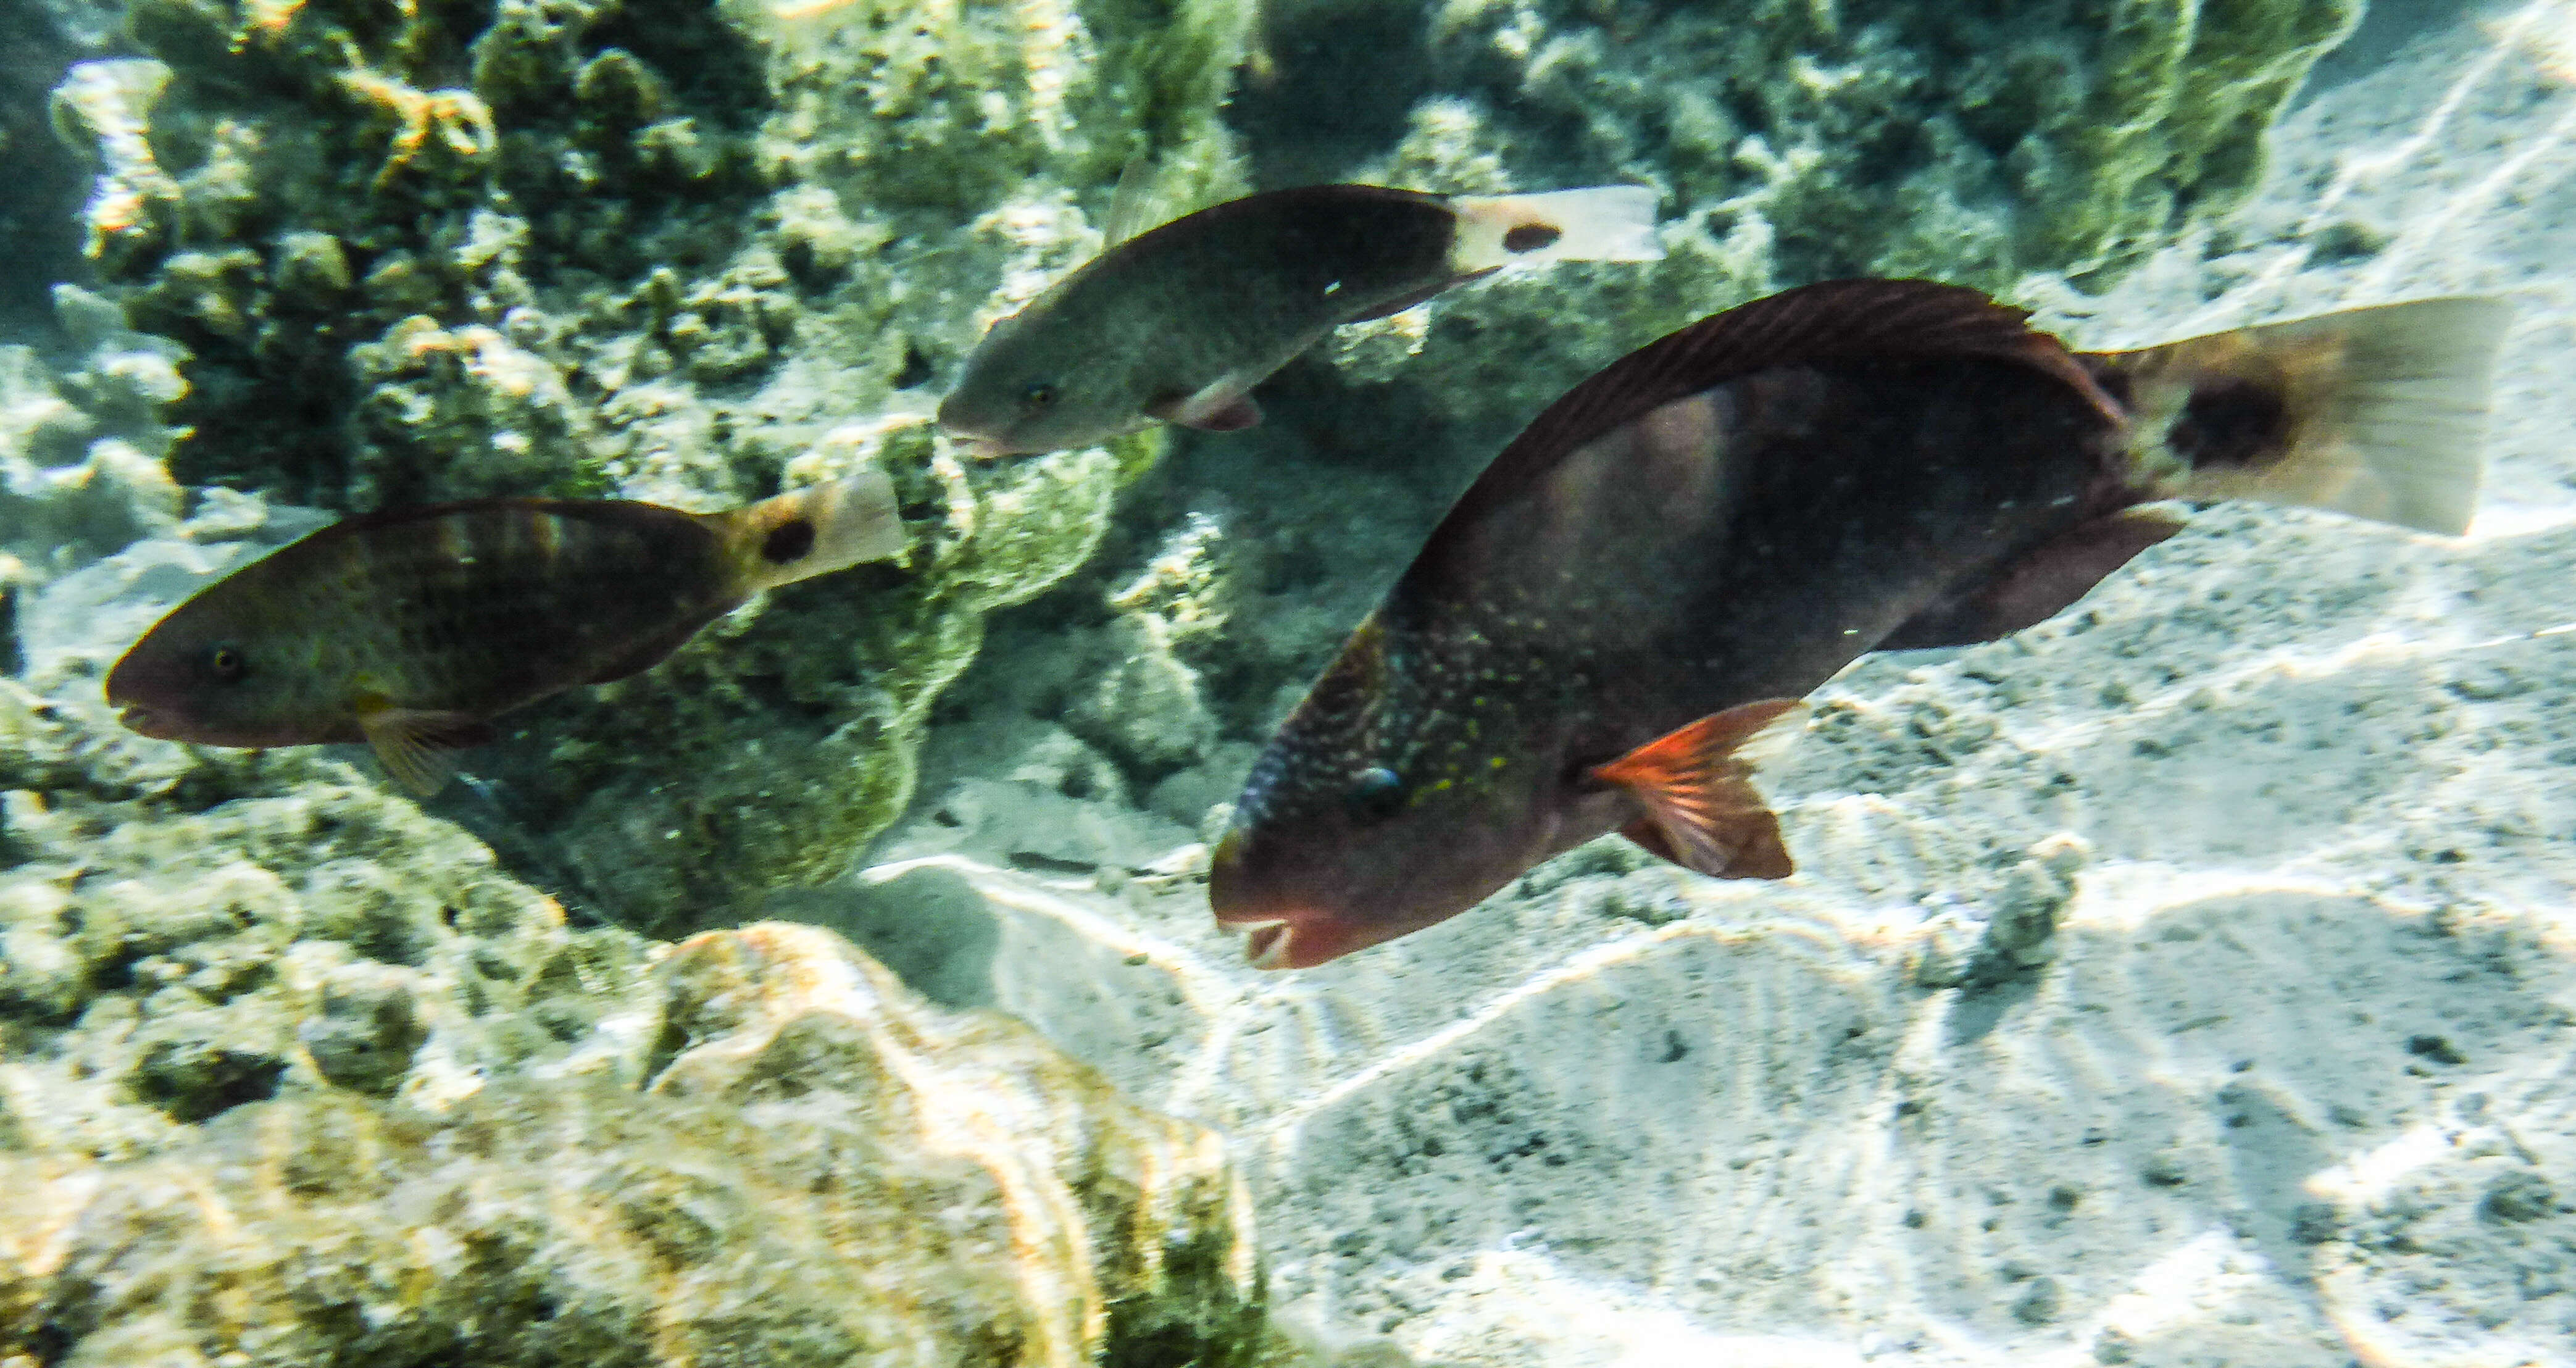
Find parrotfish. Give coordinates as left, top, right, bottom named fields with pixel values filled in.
left=936, top=183, right=1663, bottom=456
left=1211, top=278, right=2510, bottom=969
left=107, top=469, right=906, bottom=795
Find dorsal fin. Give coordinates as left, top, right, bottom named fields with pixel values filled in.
left=1453, top=280, right=2119, bottom=521
left=1101, top=154, right=1159, bottom=247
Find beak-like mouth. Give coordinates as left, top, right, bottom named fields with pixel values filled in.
left=1210, top=831, right=1298, bottom=969
left=114, top=703, right=171, bottom=739
left=1234, top=919, right=1293, bottom=970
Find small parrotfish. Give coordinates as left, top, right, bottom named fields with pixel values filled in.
left=936, top=182, right=1664, bottom=456
left=1211, top=278, right=2511, bottom=969
left=107, top=468, right=907, bottom=795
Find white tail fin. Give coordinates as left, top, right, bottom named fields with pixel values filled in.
left=711, top=462, right=906, bottom=594
left=1448, top=185, right=1664, bottom=273
left=2106, top=297, right=2512, bottom=536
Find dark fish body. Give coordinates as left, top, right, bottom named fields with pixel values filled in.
left=1212, top=279, right=2509, bottom=969
left=107, top=470, right=904, bottom=793
left=937, top=183, right=1661, bottom=455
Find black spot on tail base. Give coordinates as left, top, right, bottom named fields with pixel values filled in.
left=762, top=517, right=817, bottom=564
left=2169, top=377, right=2289, bottom=469
left=1503, top=223, right=1562, bottom=253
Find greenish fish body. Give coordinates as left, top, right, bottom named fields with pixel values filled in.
left=1212, top=279, right=2511, bottom=969
left=107, top=471, right=904, bottom=793
left=937, top=183, right=1662, bottom=455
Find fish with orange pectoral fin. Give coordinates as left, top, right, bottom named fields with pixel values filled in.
left=106, top=467, right=908, bottom=796
left=936, top=183, right=1663, bottom=456
left=1211, top=278, right=2512, bottom=969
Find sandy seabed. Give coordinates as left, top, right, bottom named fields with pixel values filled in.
left=833, top=4, right=2576, bottom=1365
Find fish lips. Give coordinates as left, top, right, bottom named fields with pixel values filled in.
left=941, top=427, right=1028, bottom=461
left=1209, top=829, right=1407, bottom=970
left=104, top=658, right=186, bottom=740
left=111, top=701, right=183, bottom=741
left=932, top=400, right=1027, bottom=459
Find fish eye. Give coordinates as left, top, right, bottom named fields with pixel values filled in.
left=1020, top=381, right=1059, bottom=411
left=1344, top=765, right=1405, bottom=821
left=206, top=644, right=249, bottom=683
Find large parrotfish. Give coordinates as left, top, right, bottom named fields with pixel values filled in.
left=1211, top=278, right=2510, bottom=969
left=936, top=183, right=1662, bottom=456
left=107, top=469, right=906, bottom=795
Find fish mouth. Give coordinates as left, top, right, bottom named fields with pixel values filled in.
left=1209, top=832, right=1299, bottom=969
left=936, top=425, right=1022, bottom=461
left=1232, top=919, right=1294, bottom=970
left=115, top=704, right=175, bottom=740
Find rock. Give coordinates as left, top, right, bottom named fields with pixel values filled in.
left=1068, top=612, right=1221, bottom=778
left=1909, top=834, right=2090, bottom=989
left=0, top=924, right=1270, bottom=1367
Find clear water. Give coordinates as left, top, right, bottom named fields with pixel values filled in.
left=4, top=1, right=2574, bottom=1364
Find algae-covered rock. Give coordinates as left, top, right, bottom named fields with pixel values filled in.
left=0, top=670, right=661, bottom=1160
left=0, top=625, right=1285, bottom=1362
left=0, top=920, right=1273, bottom=1368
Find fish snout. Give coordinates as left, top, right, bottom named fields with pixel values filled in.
left=115, top=703, right=172, bottom=739
left=1209, top=828, right=1369, bottom=970
left=940, top=426, right=1018, bottom=461
left=933, top=398, right=1019, bottom=460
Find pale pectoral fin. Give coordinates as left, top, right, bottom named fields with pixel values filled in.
left=1594, top=698, right=1804, bottom=880
left=357, top=704, right=495, bottom=796
left=1146, top=379, right=1264, bottom=433
left=1879, top=506, right=2190, bottom=651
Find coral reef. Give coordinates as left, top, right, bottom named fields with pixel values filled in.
left=48, top=0, right=1252, bottom=506
left=39, top=0, right=1260, bottom=930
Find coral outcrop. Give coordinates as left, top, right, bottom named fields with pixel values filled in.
left=0, top=1, right=100, bottom=340
left=0, top=286, right=190, bottom=580
left=0, top=692, right=1276, bottom=1363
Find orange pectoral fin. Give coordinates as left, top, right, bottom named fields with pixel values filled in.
left=1596, top=699, right=1804, bottom=880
